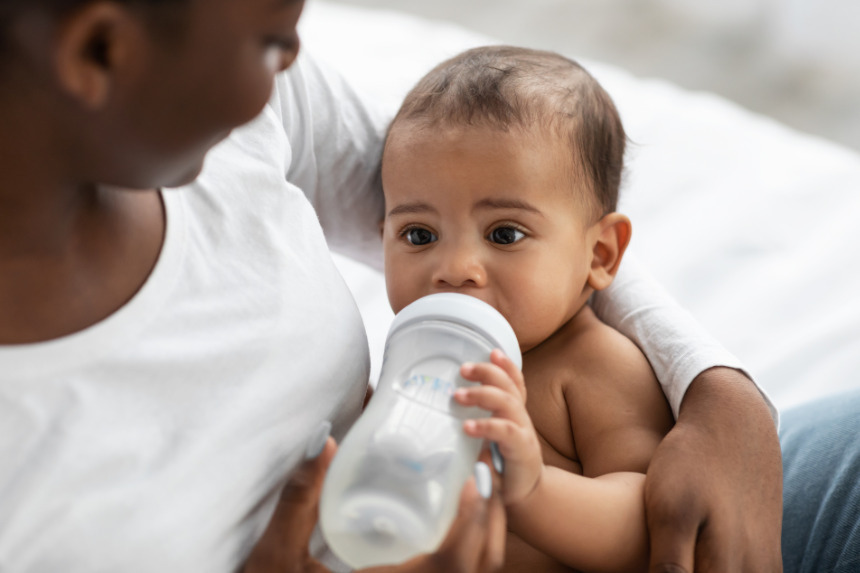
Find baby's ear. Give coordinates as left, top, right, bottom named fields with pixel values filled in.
left=586, top=212, right=632, bottom=291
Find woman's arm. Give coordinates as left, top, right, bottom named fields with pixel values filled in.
left=591, top=256, right=783, bottom=571
left=591, top=255, right=776, bottom=422
left=644, top=368, right=783, bottom=572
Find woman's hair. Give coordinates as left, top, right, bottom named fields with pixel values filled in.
left=0, top=0, right=187, bottom=60
left=0, top=0, right=185, bottom=17
left=391, top=45, right=627, bottom=217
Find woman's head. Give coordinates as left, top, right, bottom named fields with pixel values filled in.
left=0, top=0, right=305, bottom=188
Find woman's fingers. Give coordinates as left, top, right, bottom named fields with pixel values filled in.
left=645, top=500, right=698, bottom=573
left=429, top=462, right=506, bottom=572
left=363, top=463, right=505, bottom=573
left=476, top=459, right=507, bottom=571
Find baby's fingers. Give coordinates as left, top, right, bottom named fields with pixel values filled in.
left=454, top=384, right=530, bottom=427
left=489, top=349, right=526, bottom=400
left=462, top=417, right=528, bottom=447
left=460, top=357, right=523, bottom=401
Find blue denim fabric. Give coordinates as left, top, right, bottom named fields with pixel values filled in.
left=781, top=390, right=860, bottom=573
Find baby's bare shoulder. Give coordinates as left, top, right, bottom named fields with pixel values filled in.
left=543, top=306, right=673, bottom=475
left=540, top=305, right=652, bottom=388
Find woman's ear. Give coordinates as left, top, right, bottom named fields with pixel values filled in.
left=586, top=212, right=632, bottom=291
left=53, top=2, right=141, bottom=109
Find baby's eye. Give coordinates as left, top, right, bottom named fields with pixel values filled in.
left=404, top=227, right=437, bottom=246
left=488, top=226, right=525, bottom=245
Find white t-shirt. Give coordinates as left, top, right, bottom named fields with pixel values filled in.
left=0, top=51, right=774, bottom=572
left=0, top=54, right=382, bottom=572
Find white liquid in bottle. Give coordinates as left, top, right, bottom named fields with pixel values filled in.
left=320, top=294, right=521, bottom=568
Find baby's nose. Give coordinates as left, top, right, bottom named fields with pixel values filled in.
left=432, top=246, right=486, bottom=288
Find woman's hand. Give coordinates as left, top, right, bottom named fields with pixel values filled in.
left=455, top=349, right=544, bottom=506
left=243, top=433, right=338, bottom=573
left=244, top=428, right=506, bottom=573
left=363, top=466, right=506, bottom=573
left=644, top=367, right=783, bottom=572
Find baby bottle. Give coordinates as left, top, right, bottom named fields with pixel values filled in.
left=319, top=293, right=521, bottom=569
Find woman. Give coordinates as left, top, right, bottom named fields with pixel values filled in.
left=0, top=0, right=789, bottom=571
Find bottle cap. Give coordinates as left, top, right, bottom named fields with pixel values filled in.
left=388, top=293, right=522, bottom=369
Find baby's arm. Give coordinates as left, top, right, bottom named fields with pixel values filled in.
left=455, top=348, right=662, bottom=573
left=505, top=468, right=648, bottom=573
left=455, top=350, right=543, bottom=507
left=518, top=321, right=672, bottom=572
left=566, top=321, right=673, bottom=479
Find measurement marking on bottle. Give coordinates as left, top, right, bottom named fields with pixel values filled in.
left=399, top=374, right=456, bottom=397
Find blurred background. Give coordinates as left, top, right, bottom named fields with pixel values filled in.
left=332, top=0, right=860, bottom=153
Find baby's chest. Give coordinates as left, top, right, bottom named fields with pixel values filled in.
left=525, top=377, right=583, bottom=475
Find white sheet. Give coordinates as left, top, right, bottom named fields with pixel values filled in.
left=299, top=1, right=860, bottom=411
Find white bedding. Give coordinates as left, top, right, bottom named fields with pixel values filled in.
left=300, top=1, right=860, bottom=411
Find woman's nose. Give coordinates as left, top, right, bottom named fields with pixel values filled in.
left=278, top=42, right=300, bottom=72
left=432, top=244, right=486, bottom=288
left=270, top=37, right=301, bottom=74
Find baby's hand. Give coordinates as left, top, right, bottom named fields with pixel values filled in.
left=455, top=349, right=543, bottom=506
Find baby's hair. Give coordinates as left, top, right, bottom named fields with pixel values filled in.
left=391, top=45, right=626, bottom=217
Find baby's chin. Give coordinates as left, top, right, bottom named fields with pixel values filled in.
left=516, top=337, right=541, bottom=354
left=511, top=320, right=565, bottom=355
left=508, top=324, right=539, bottom=354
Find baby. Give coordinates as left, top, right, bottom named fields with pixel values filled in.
left=380, top=46, right=673, bottom=572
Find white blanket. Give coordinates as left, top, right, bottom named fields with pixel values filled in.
left=300, top=1, right=860, bottom=411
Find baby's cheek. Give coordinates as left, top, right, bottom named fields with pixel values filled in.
left=385, top=274, right=422, bottom=315
left=508, top=297, right=572, bottom=352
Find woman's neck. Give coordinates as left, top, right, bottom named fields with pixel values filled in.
left=0, top=176, right=165, bottom=344
left=0, top=59, right=168, bottom=344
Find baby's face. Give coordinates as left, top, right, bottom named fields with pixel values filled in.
left=381, top=123, right=599, bottom=352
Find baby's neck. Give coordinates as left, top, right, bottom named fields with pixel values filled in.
left=522, top=302, right=600, bottom=358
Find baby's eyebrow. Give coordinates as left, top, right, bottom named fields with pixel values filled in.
left=387, top=201, right=437, bottom=217
left=474, top=198, right=543, bottom=215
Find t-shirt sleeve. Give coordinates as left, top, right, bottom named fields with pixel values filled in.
left=591, top=254, right=779, bottom=426
left=270, top=50, right=390, bottom=270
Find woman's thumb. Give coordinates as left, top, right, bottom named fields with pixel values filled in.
left=245, top=421, right=337, bottom=572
